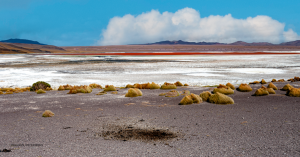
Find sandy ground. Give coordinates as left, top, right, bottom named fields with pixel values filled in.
left=1, top=54, right=300, bottom=88
left=0, top=82, right=300, bottom=156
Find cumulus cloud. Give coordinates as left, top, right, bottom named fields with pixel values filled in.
left=98, top=7, right=300, bottom=45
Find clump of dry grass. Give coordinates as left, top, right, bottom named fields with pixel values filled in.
left=125, top=88, right=142, bottom=97
left=126, top=84, right=134, bottom=88
left=272, top=79, right=277, bottom=82
left=179, top=95, right=193, bottom=105
left=282, top=84, right=294, bottom=91
left=30, top=81, right=51, bottom=91
left=42, top=110, right=54, bottom=117
left=159, top=93, right=166, bottom=96
left=134, top=82, right=160, bottom=89
left=68, top=85, right=92, bottom=94
left=190, top=93, right=202, bottom=103
left=254, top=86, right=269, bottom=96
left=96, top=91, right=107, bottom=95
left=238, top=84, right=252, bottom=92
left=5, top=91, right=13, bottom=94
left=1, top=87, right=13, bottom=92
left=213, top=88, right=234, bottom=95
left=161, top=82, right=177, bottom=90
left=261, top=79, right=267, bottom=84
left=267, top=82, right=278, bottom=90
left=36, top=89, right=46, bottom=94
left=289, top=77, right=300, bottom=82
left=278, top=79, right=285, bottom=82
left=249, top=81, right=260, bottom=84
left=226, top=83, right=235, bottom=90
left=208, top=92, right=234, bottom=105
left=174, top=81, right=183, bottom=86
left=45, top=87, right=53, bottom=91
left=217, top=84, right=228, bottom=89
left=58, top=86, right=65, bottom=91
left=267, top=88, right=276, bottom=94
left=133, top=83, right=147, bottom=89
left=89, top=83, right=103, bottom=89
left=181, top=90, right=190, bottom=96
left=148, top=82, right=160, bottom=89
left=199, top=91, right=212, bottom=101
left=0, top=91, right=4, bottom=94
left=287, top=88, right=300, bottom=97
left=104, top=85, right=117, bottom=91
left=165, top=90, right=180, bottom=97
left=184, top=83, right=189, bottom=86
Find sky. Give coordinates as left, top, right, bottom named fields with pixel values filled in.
left=0, top=0, right=300, bottom=46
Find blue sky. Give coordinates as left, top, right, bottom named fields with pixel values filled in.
left=0, top=0, right=299, bottom=46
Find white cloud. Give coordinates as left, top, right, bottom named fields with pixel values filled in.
left=98, top=7, right=300, bottom=45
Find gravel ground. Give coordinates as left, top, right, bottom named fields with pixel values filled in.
left=0, top=82, right=300, bottom=156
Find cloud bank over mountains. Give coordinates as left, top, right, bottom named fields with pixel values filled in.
left=98, top=7, right=300, bottom=46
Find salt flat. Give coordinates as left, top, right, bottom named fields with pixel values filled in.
left=0, top=54, right=300, bottom=88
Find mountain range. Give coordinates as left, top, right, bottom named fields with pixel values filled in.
left=145, top=40, right=300, bottom=46
left=1, top=38, right=300, bottom=46
left=0, top=39, right=46, bottom=45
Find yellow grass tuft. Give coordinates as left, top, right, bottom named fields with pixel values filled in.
left=287, top=88, right=300, bottom=97
left=267, top=88, right=276, bottom=94
left=261, top=79, right=267, bottom=84
left=159, top=93, right=166, bottom=96
left=89, top=83, right=102, bottom=89
left=199, top=91, right=212, bottom=101
left=96, top=91, right=107, bottom=95
left=179, top=95, right=193, bottom=105
left=174, top=81, right=183, bottom=86
left=254, top=86, right=269, bottom=96
left=104, top=85, right=117, bottom=91
left=271, top=79, right=277, bottom=82
left=190, top=93, right=202, bottom=104
left=282, top=84, right=293, bottom=91
left=161, top=82, right=177, bottom=90
left=208, top=92, right=234, bottom=105
left=0, top=91, right=3, bottom=94
left=148, top=82, right=160, bottom=89
left=126, top=84, right=134, bottom=88
left=5, top=91, right=13, bottom=94
left=125, top=88, right=142, bottom=97
left=181, top=90, right=190, bottom=96
left=36, top=89, right=46, bottom=94
left=213, top=88, right=234, bottom=95
left=42, top=110, right=54, bottom=117
left=184, top=83, right=189, bottom=86
left=226, top=83, right=235, bottom=90
left=67, top=85, right=92, bottom=94
left=165, top=90, right=180, bottom=97
left=267, top=82, right=278, bottom=90
left=249, top=81, right=260, bottom=84
left=111, top=91, right=118, bottom=94
left=238, top=84, right=252, bottom=92
left=58, top=86, right=65, bottom=91
left=45, top=87, right=53, bottom=91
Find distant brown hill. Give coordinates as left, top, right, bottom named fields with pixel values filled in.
left=0, top=42, right=65, bottom=54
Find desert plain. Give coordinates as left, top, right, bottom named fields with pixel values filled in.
left=0, top=49, right=300, bottom=156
